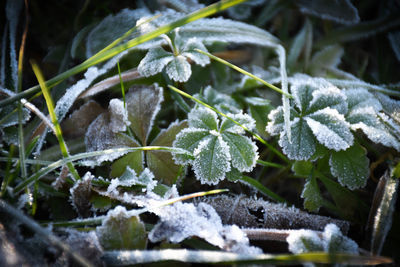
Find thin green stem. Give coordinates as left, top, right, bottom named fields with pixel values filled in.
left=194, top=49, right=292, bottom=98
left=256, top=159, right=285, bottom=169
left=31, top=62, right=81, bottom=181
left=0, top=0, right=248, bottom=108
left=13, top=146, right=191, bottom=194
left=117, top=61, right=126, bottom=108
left=168, top=85, right=289, bottom=163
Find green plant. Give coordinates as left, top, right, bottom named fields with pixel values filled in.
left=1, top=0, right=399, bottom=266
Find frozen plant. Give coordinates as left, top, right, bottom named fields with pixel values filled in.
left=173, top=107, right=258, bottom=184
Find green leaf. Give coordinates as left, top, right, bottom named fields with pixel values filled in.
left=219, top=112, right=255, bottom=134
left=292, top=160, right=313, bottom=176
left=180, top=38, right=210, bottom=66
left=279, top=118, right=316, bottom=160
left=222, top=132, right=257, bottom=172
left=288, top=19, right=312, bottom=69
left=291, top=83, right=317, bottom=114
left=194, top=86, right=241, bottom=114
left=306, top=108, right=353, bottom=151
left=173, top=128, right=209, bottom=164
left=301, top=175, right=323, bottom=212
left=147, top=120, right=188, bottom=185
left=188, top=107, right=219, bottom=130
left=110, top=150, right=144, bottom=178
left=126, top=84, right=164, bottom=145
left=137, top=47, right=174, bottom=77
left=96, top=206, right=147, bottom=250
left=307, top=85, right=347, bottom=115
left=192, top=135, right=231, bottom=185
left=165, top=55, right=192, bottom=82
left=329, top=143, right=369, bottom=189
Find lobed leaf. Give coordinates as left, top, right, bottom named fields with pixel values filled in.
left=329, top=143, right=369, bottom=190
left=219, top=112, right=256, bottom=134
left=126, top=84, right=164, bottom=145
left=279, top=118, right=316, bottom=160
left=192, top=135, right=231, bottom=185
left=222, top=132, right=258, bottom=172
left=301, top=175, right=323, bottom=212
left=173, top=128, right=209, bottom=164
left=165, top=55, right=192, bottom=82
left=306, top=108, right=353, bottom=151
left=137, top=47, right=174, bottom=77
left=188, top=107, right=219, bottom=130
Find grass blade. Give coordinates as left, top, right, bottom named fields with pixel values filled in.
left=31, top=62, right=81, bottom=181
left=13, top=146, right=191, bottom=194
left=102, top=249, right=392, bottom=265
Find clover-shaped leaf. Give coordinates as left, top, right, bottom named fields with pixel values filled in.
left=173, top=107, right=258, bottom=185
left=138, top=34, right=210, bottom=82
left=267, top=81, right=352, bottom=161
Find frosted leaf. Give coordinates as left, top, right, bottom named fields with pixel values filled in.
left=322, top=224, right=358, bottom=254
left=193, top=136, right=231, bottom=185
left=172, top=128, right=209, bottom=164
left=149, top=202, right=224, bottom=245
left=374, top=92, right=400, bottom=115
left=179, top=17, right=279, bottom=47
left=148, top=201, right=261, bottom=254
left=126, top=84, right=164, bottom=145
left=165, top=55, right=192, bottom=82
left=96, top=206, right=147, bottom=250
left=279, top=118, right=316, bottom=160
left=287, top=229, right=323, bottom=254
left=377, top=112, right=400, bottom=143
left=86, top=8, right=150, bottom=57
left=222, top=132, right=258, bottom=172
left=108, top=99, right=130, bottom=133
left=296, top=0, right=360, bottom=25
left=291, top=83, right=317, bottom=113
left=244, top=96, right=270, bottom=107
left=288, top=19, right=313, bottom=68
left=84, top=111, right=139, bottom=166
left=180, top=38, right=210, bottom=67
left=348, top=108, right=400, bottom=151
left=219, top=113, right=256, bottom=134
left=344, top=88, right=382, bottom=112
left=306, top=108, right=353, bottom=151
left=388, top=30, right=400, bottom=61
left=239, top=66, right=281, bottom=89
left=188, top=107, right=218, bottom=130
left=194, top=86, right=241, bottom=114
left=69, top=172, right=94, bottom=217
left=226, top=0, right=265, bottom=20
left=107, top=167, right=156, bottom=195
left=301, top=176, right=323, bottom=212
left=329, top=143, right=369, bottom=190
left=137, top=47, right=174, bottom=77
left=147, top=120, right=188, bottom=185
left=309, top=45, right=344, bottom=76
left=0, top=104, right=30, bottom=128
left=266, top=106, right=285, bottom=136
left=308, top=85, right=348, bottom=115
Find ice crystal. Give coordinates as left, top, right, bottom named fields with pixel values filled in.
left=193, top=86, right=241, bottom=114
left=148, top=201, right=261, bottom=254
left=69, top=172, right=94, bottom=217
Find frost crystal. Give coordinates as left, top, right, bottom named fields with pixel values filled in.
left=108, top=99, right=130, bottom=133
left=149, top=201, right=261, bottom=254
left=173, top=107, right=258, bottom=184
